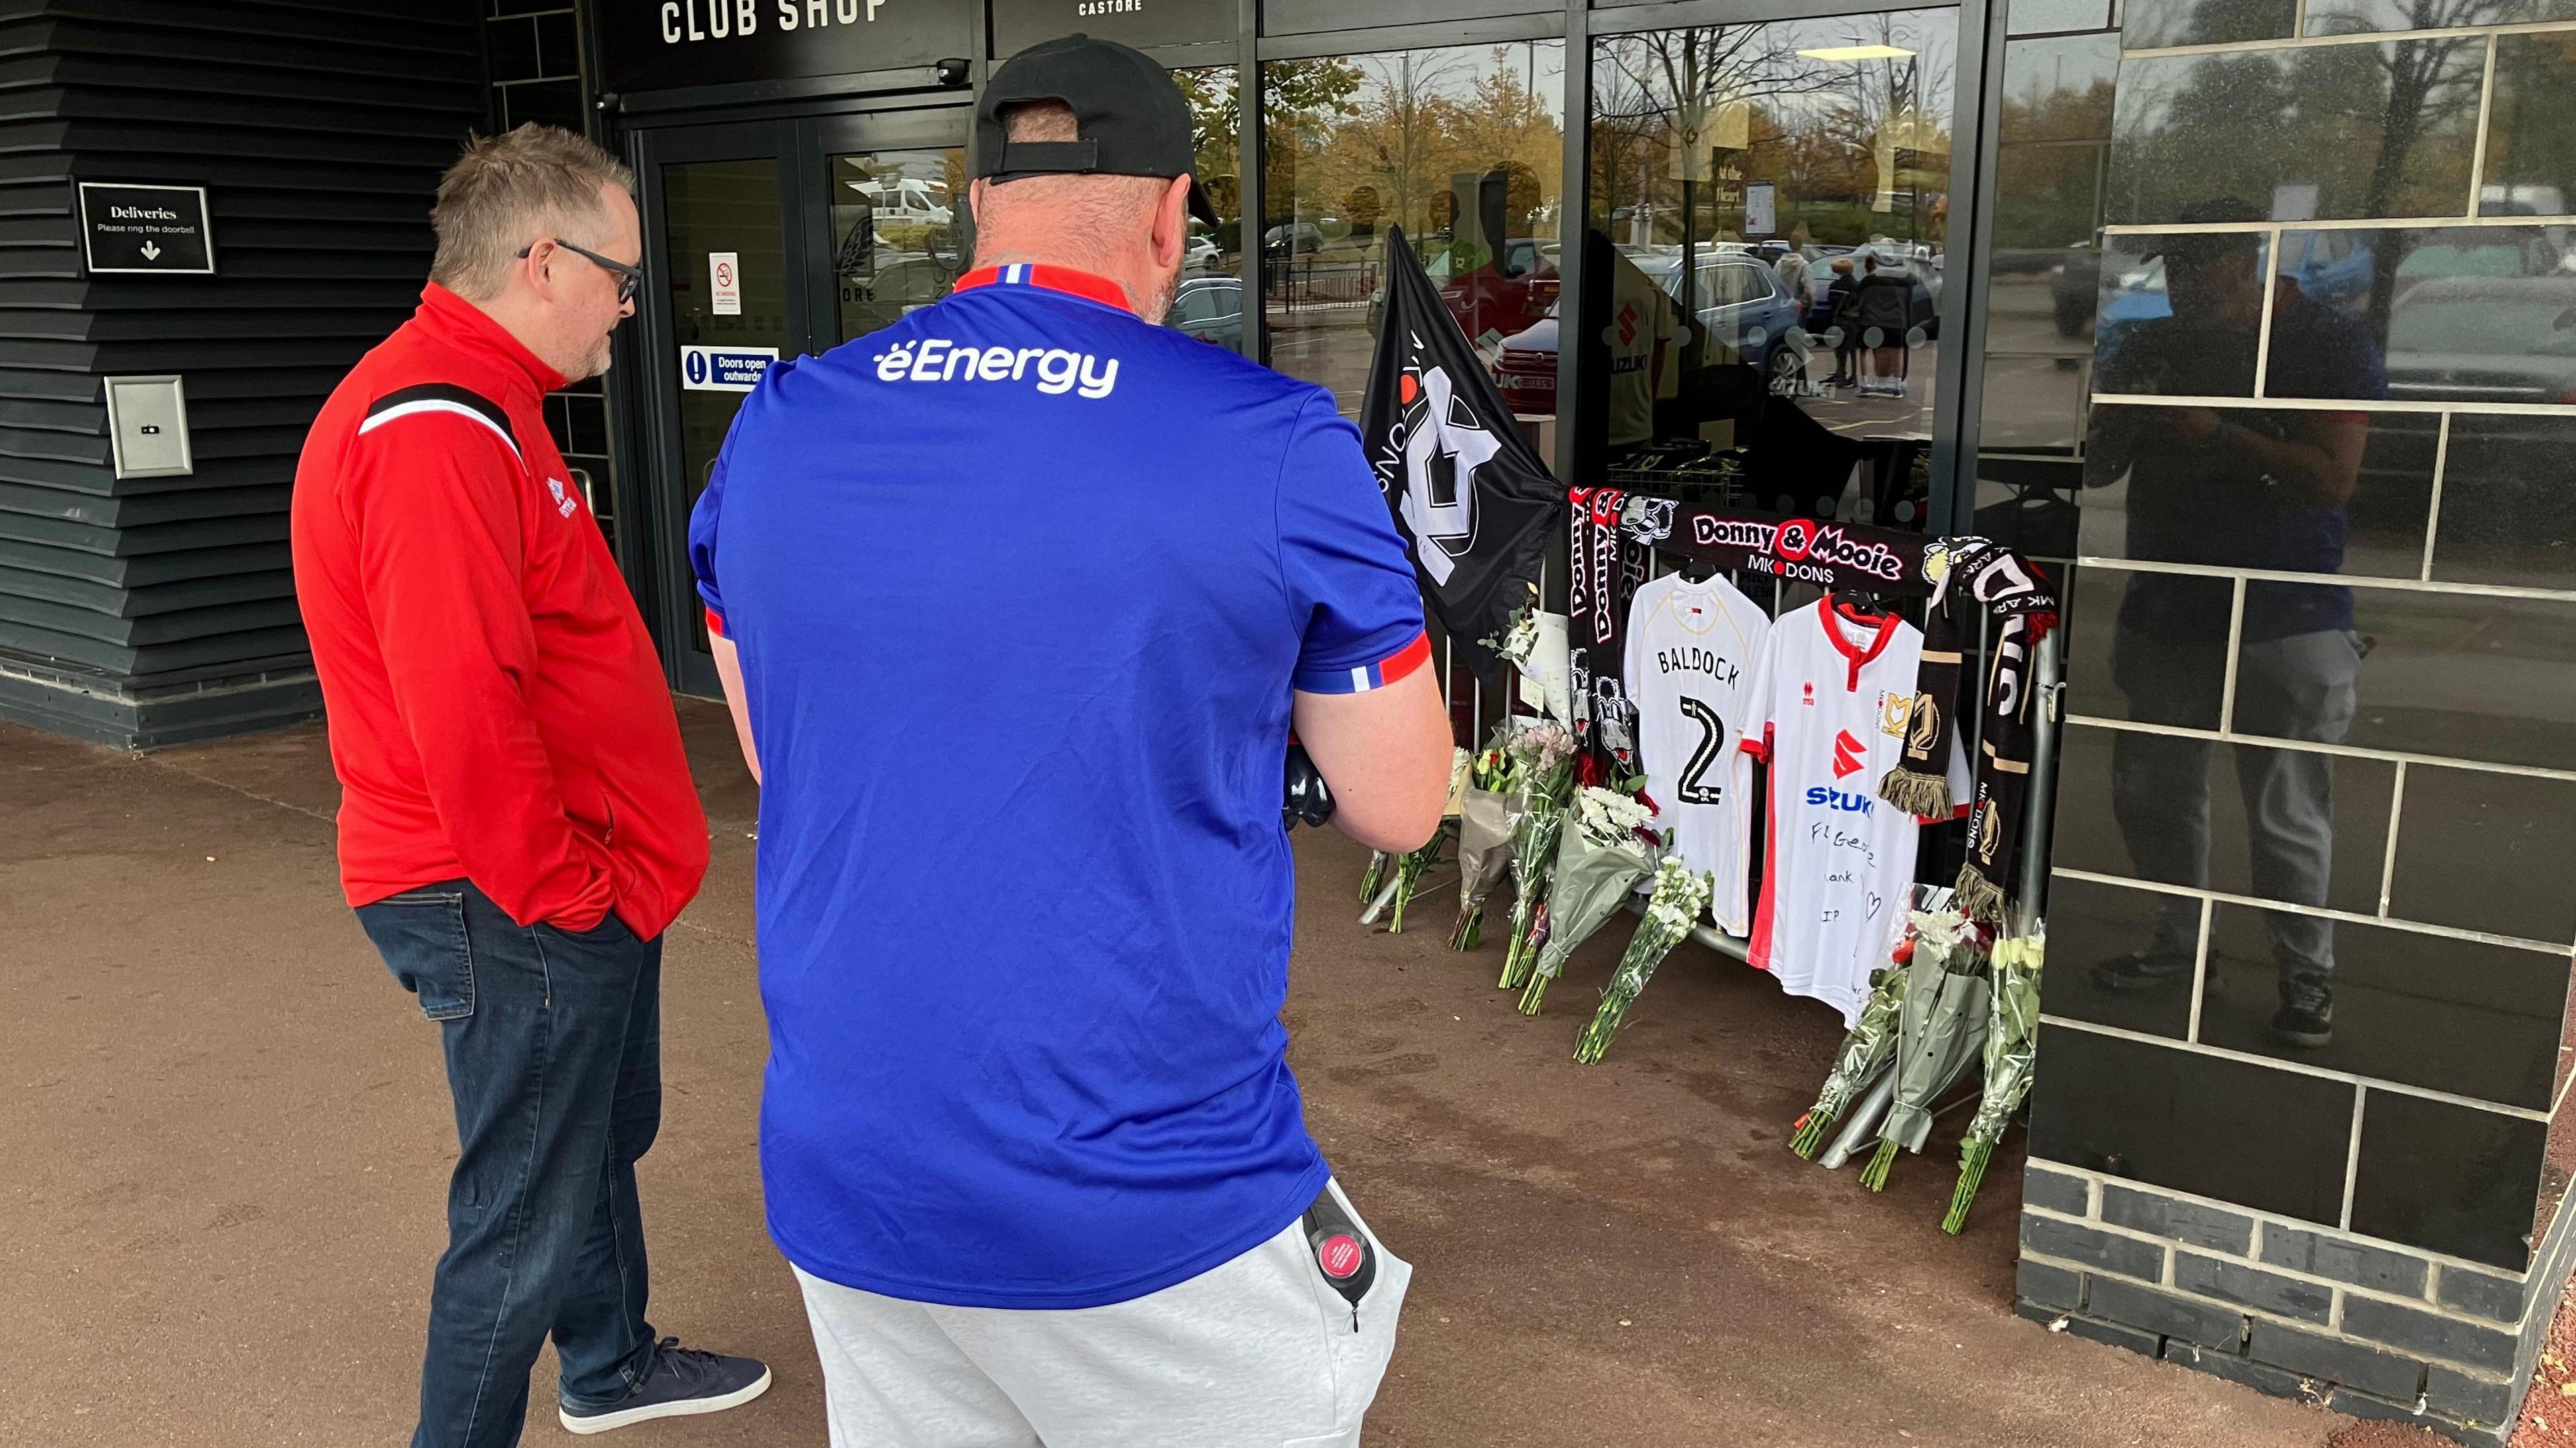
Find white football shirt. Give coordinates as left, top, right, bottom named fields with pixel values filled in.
left=1624, top=571, right=1770, bottom=933
left=1734, top=597, right=1968, bottom=1026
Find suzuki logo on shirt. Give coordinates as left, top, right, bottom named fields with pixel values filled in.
left=1831, top=728, right=1866, bottom=779
left=873, top=337, right=1119, bottom=398
left=1805, top=786, right=1875, bottom=814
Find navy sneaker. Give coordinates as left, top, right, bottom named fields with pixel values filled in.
left=559, top=1337, right=772, bottom=1435
left=2088, top=948, right=2194, bottom=993
left=2273, top=979, right=2334, bottom=1048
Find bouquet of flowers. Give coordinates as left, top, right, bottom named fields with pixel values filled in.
left=1945, top=928, right=2045, bottom=1234
left=1518, top=784, right=1660, bottom=1015
left=1787, top=957, right=1909, bottom=1160
left=1385, top=748, right=1471, bottom=934
left=1573, top=855, right=1715, bottom=1062
left=1495, top=724, right=1580, bottom=987
left=1449, top=731, right=1521, bottom=950
left=1859, top=907, right=1990, bottom=1191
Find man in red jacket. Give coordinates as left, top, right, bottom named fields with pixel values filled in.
left=291, top=124, right=769, bottom=1447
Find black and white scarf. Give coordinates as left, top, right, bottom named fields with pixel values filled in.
left=1877, top=539, right=2057, bottom=924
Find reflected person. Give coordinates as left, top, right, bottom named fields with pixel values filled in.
left=2085, top=218, right=2386, bottom=1048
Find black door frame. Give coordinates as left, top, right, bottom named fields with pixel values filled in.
left=623, top=101, right=974, bottom=696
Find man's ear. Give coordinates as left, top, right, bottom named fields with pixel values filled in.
left=967, top=177, right=992, bottom=225
left=1152, top=175, right=1191, bottom=267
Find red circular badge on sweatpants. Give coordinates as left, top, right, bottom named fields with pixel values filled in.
left=1320, top=1233, right=1364, bottom=1280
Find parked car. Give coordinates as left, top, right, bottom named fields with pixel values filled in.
left=2382, top=274, right=2576, bottom=405
left=1169, top=274, right=1244, bottom=351
left=1487, top=252, right=1803, bottom=417
left=1263, top=221, right=1326, bottom=261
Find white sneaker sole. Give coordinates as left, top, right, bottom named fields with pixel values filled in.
left=559, top=1365, right=773, bottom=1435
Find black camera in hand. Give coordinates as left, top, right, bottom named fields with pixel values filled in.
left=1283, top=741, right=1334, bottom=828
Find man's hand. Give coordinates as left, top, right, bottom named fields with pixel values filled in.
left=1291, top=664, right=1450, bottom=853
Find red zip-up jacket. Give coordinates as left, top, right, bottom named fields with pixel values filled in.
left=291, top=284, right=708, bottom=938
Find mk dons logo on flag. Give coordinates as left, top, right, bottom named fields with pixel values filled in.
left=1359, top=224, right=1560, bottom=675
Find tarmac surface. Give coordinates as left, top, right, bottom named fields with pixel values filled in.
left=0, top=702, right=2450, bottom=1447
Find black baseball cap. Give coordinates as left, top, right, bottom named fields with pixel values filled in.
left=977, top=34, right=1220, bottom=227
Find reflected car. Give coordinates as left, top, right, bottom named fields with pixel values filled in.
left=2383, top=274, right=2576, bottom=405
left=1487, top=255, right=1804, bottom=417
left=1169, top=276, right=1243, bottom=351
left=1263, top=222, right=1327, bottom=261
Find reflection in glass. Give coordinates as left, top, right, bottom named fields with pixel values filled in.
left=2034, top=871, right=2197, bottom=1039
left=2259, top=589, right=2576, bottom=771
left=2118, top=0, right=2294, bottom=48
left=830, top=150, right=966, bottom=345
left=1584, top=11, right=1956, bottom=523
left=2080, top=406, right=2432, bottom=576
left=1171, top=67, right=1248, bottom=351
left=2088, top=229, right=2269, bottom=396
left=1261, top=44, right=1566, bottom=418
left=2307, top=0, right=2576, bottom=37
left=2053, top=721, right=2396, bottom=911
left=2201, top=906, right=2563, bottom=1114
left=2482, top=32, right=2576, bottom=219
left=2108, top=42, right=2483, bottom=224
left=2009, top=0, right=2115, bottom=33
left=663, top=158, right=788, bottom=653
left=2430, top=414, right=2576, bottom=590
left=2028, top=1021, right=2355, bottom=1224
left=2351, top=1089, right=2547, bottom=1270
left=2387, top=765, right=2576, bottom=944
left=2003, top=32, right=2120, bottom=142
left=2262, top=225, right=2576, bottom=405
left=2062, top=563, right=2233, bottom=728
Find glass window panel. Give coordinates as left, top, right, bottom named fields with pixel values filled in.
left=663, top=157, right=789, bottom=655
left=1172, top=66, right=1247, bottom=351
left=2307, top=0, right=2576, bottom=37
left=1995, top=144, right=2105, bottom=252
left=2029, top=1021, right=2355, bottom=1225
left=2051, top=720, right=2396, bottom=912
left=2351, top=1091, right=2548, bottom=1271
left=2002, top=32, right=2121, bottom=143
left=2107, top=42, right=2483, bottom=224
left=1585, top=11, right=1955, bottom=513
left=2389, top=764, right=2576, bottom=944
left=2430, top=413, right=2576, bottom=590
left=1981, top=355, right=2089, bottom=453
left=2078, top=406, right=2436, bottom=580
left=1261, top=44, right=1566, bottom=421
left=2035, top=871, right=2198, bottom=1038
left=2118, top=0, right=2294, bottom=48
left=2232, top=587, right=2576, bottom=772
left=2483, top=32, right=2576, bottom=220
left=2204, top=908, right=2564, bottom=1122
left=830, top=149, right=966, bottom=347
left=1972, top=457, right=2085, bottom=555
left=2089, top=231, right=2267, bottom=396
left=2009, top=0, right=2115, bottom=34
left=2063, top=562, right=2233, bottom=728
left=2264, top=225, right=2573, bottom=406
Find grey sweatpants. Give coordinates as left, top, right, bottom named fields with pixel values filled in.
left=2110, top=623, right=2361, bottom=987
left=793, top=1179, right=1411, bottom=1448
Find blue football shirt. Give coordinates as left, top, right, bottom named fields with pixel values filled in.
left=689, top=263, right=1430, bottom=1308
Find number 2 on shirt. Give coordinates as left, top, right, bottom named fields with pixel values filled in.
left=1676, top=696, right=1728, bottom=805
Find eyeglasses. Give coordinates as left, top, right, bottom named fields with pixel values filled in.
left=519, top=237, right=643, bottom=304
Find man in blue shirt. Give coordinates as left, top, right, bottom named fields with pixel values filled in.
left=689, top=34, right=1452, bottom=1447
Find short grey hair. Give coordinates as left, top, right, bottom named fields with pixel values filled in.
left=430, top=124, right=635, bottom=299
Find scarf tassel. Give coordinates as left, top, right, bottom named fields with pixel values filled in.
left=1876, top=766, right=1953, bottom=820
left=1952, top=864, right=2008, bottom=926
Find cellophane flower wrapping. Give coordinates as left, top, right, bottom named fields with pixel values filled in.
left=1858, top=907, right=1988, bottom=1191
left=1574, top=855, right=1715, bottom=1062
left=1517, top=787, right=1659, bottom=1015
left=1944, top=929, right=2045, bottom=1235
left=1387, top=748, right=1471, bottom=934
left=1497, top=723, right=1578, bottom=987
left=1787, top=956, right=1910, bottom=1160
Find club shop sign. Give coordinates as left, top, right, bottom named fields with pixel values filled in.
left=600, top=0, right=967, bottom=93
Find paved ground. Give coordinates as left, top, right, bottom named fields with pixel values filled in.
left=0, top=701, right=2448, bottom=1447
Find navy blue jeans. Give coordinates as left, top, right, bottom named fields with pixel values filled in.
left=357, top=881, right=663, bottom=1448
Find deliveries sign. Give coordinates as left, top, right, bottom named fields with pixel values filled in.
left=78, top=184, right=215, bottom=275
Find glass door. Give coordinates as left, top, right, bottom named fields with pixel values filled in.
left=634, top=107, right=969, bottom=695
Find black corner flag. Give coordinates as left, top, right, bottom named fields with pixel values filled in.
left=1359, top=225, right=1560, bottom=674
